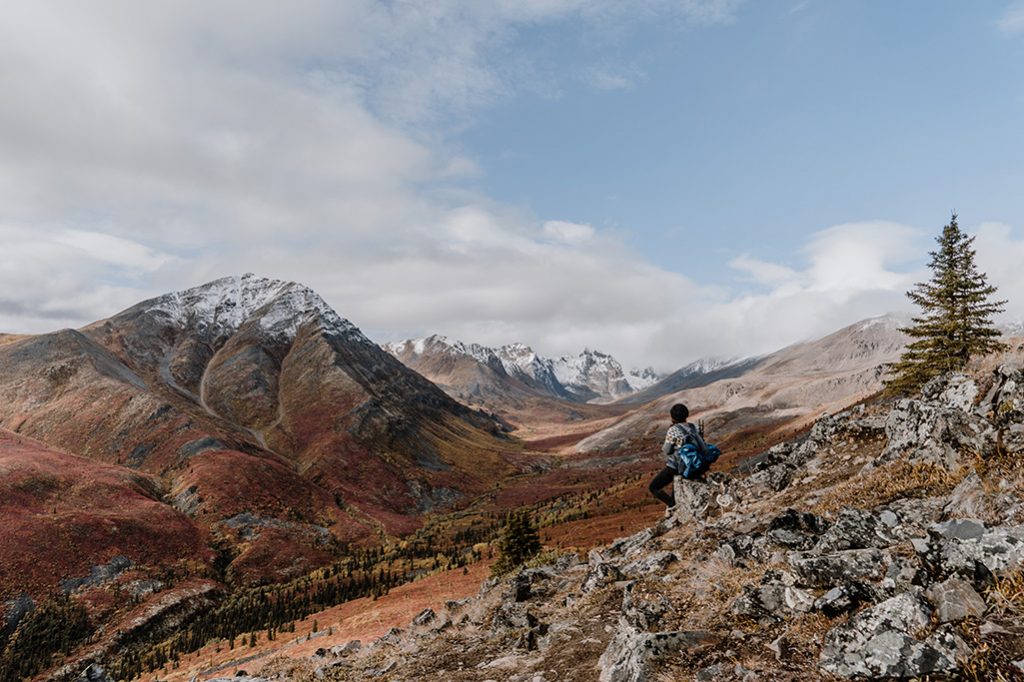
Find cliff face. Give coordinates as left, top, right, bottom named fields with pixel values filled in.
left=215, top=364, right=1024, bottom=681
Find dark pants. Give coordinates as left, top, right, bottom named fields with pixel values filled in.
left=648, top=466, right=676, bottom=507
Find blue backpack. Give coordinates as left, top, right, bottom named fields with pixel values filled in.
left=675, top=430, right=721, bottom=480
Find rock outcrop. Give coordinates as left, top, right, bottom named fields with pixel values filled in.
left=262, top=368, right=1024, bottom=681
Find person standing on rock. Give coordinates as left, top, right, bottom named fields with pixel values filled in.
left=648, top=403, right=705, bottom=507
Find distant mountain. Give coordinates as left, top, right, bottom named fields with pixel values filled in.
left=384, top=337, right=662, bottom=406
left=577, top=314, right=910, bottom=453
left=0, top=274, right=511, bottom=592
left=615, top=355, right=759, bottom=405
left=1000, top=320, right=1024, bottom=336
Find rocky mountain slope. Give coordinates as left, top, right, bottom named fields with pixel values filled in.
left=384, top=337, right=660, bottom=407
left=577, top=315, right=912, bottom=455
left=0, top=274, right=512, bottom=596
left=184, top=362, right=1024, bottom=681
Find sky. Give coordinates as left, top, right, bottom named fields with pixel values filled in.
left=2, top=1, right=1024, bottom=371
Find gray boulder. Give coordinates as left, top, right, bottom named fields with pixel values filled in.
left=882, top=397, right=986, bottom=470
left=944, top=469, right=1021, bottom=524
left=819, top=590, right=968, bottom=678
left=813, top=507, right=893, bottom=554
left=912, top=521, right=1024, bottom=580
left=582, top=559, right=625, bottom=594
left=598, top=622, right=718, bottom=682
left=925, top=576, right=988, bottom=623
left=788, top=548, right=889, bottom=588
left=814, top=582, right=876, bottom=618
left=672, top=477, right=717, bottom=524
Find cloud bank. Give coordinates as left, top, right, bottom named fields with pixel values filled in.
left=1, top=2, right=1022, bottom=372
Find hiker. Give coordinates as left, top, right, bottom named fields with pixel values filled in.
left=648, top=403, right=705, bottom=507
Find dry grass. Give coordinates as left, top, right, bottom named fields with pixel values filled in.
left=958, top=569, right=1024, bottom=681
left=811, top=459, right=966, bottom=515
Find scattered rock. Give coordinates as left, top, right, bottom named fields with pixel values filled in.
left=412, top=607, right=436, bottom=626
left=672, top=477, right=717, bottom=524
left=599, top=623, right=718, bottom=682
left=813, top=507, right=891, bottom=553
left=788, top=548, right=888, bottom=588
left=925, top=576, right=987, bottom=623
left=819, top=590, right=966, bottom=678
left=74, top=664, right=114, bottom=682
left=814, top=582, right=875, bottom=618
left=582, top=559, right=626, bottom=594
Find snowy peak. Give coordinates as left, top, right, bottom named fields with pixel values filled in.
left=626, top=366, right=662, bottom=391
left=384, top=336, right=663, bottom=402
left=552, top=348, right=635, bottom=402
left=144, top=273, right=361, bottom=342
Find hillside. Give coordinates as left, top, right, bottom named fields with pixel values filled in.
left=0, top=275, right=514, bottom=590
left=577, top=315, right=911, bottom=457
left=149, top=361, right=1024, bottom=681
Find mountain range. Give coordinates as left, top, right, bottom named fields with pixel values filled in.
left=12, top=275, right=1018, bottom=681
left=384, top=336, right=660, bottom=406
left=0, top=274, right=511, bottom=595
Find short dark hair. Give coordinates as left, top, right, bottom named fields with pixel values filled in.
left=670, top=403, right=689, bottom=422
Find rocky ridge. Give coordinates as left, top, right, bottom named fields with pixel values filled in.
left=191, top=363, right=1024, bottom=681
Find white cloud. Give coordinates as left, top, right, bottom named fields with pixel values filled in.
left=542, top=220, right=596, bottom=244
left=998, top=2, right=1024, bottom=35
left=971, top=222, right=1024, bottom=321
left=8, top=1, right=1021, bottom=375
left=729, top=255, right=800, bottom=288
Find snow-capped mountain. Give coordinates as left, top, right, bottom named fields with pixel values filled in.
left=384, top=337, right=661, bottom=404
left=146, top=272, right=363, bottom=343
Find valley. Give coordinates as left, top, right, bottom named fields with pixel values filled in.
left=0, top=275, right=968, bottom=682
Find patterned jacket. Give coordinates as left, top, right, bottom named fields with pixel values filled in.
left=662, top=422, right=704, bottom=469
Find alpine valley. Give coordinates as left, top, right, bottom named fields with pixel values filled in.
left=3, top=275, right=1024, bottom=681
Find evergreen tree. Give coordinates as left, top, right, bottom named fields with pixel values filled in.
left=490, top=510, right=541, bottom=577
left=886, top=213, right=1007, bottom=393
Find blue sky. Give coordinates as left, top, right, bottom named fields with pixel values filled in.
left=1, top=1, right=1023, bottom=369
left=460, top=1, right=1024, bottom=282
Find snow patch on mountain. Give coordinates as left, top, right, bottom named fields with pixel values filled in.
left=145, top=273, right=363, bottom=342
left=627, top=366, right=663, bottom=391
left=385, top=336, right=663, bottom=401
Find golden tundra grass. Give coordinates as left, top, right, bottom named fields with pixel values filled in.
left=811, top=460, right=966, bottom=515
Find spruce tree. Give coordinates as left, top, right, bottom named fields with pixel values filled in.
left=490, top=509, right=541, bottom=577
left=886, top=213, right=1007, bottom=393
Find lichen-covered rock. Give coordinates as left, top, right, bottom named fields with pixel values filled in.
left=598, top=622, right=718, bottom=682
left=819, top=590, right=966, bottom=678
left=745, top=463, right=794, bottom=495
left=922, top=372, right=979, bottom=412
left=621, top=551, right=677, bottom=578
left=672, top=477, right=716, bottom=525
left=582, top=560, right=626, bottom=594
left=813, top=507, right=893, bottom=554
left=944, top=469, right=1022, bottom=524
left=621, top=583, right=671, bottom=631
left=925, top=576, right=988, bottom=623
left=788, top=548, right=888, bottom=588
left=814, top=581, right=876, bottom=617
left=882, top=397, right=986, bottom=470
left=912, top=521, right=1024, bottom=580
